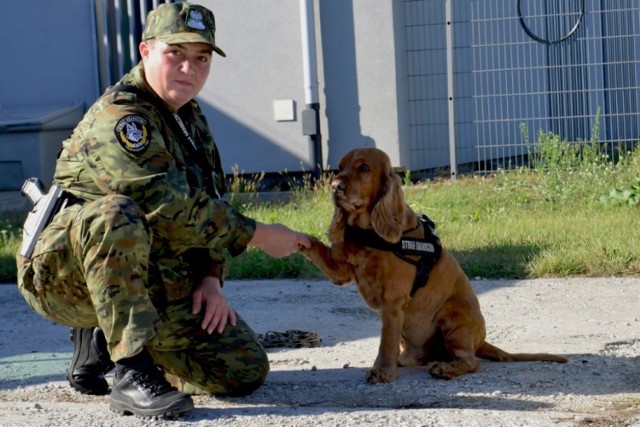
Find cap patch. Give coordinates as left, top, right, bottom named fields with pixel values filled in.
left=187, top=8, right=207, bottom=31
left=114, top=114, right=150, bottom=154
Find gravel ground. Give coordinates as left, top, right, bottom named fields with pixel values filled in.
left=0, top=277, right=639, bottom=426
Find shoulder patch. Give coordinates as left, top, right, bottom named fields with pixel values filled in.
left=114, top=114, right=150, bottom=154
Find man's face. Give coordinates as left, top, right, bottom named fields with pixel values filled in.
left=140, top=40, right=213, bottom=111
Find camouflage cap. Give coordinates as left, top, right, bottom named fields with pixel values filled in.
left=142, top=2, right=226, bottom=57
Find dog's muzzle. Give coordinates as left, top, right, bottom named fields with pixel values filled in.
left=331, top=179, right=346, bottom=195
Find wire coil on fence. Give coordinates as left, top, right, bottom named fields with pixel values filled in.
left=517, top=0, right=585, bottom=44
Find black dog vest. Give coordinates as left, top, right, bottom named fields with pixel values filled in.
left=344, top=214, right=442, bottom=297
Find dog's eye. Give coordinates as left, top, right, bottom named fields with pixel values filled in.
left=359, top=164, right=370, bottom=172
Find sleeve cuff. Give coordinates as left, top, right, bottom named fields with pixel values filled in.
left=227, top=216, right=256, bottom=257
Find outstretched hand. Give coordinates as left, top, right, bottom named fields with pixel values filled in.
left=250, top=222, right=311, bottom=258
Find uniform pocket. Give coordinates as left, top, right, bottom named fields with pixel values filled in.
left=22, top=206, right=96, bottom=326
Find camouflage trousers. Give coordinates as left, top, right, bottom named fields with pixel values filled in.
left=17, top=194, right=269, bottom=396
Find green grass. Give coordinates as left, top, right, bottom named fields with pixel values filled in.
left=2, top=130, right=640, bottom=283
left=0, top=211, right=26, bottom=283
left=229, top=169, right=640, bottom=280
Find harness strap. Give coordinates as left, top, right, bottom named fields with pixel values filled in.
left=344, top=214, right=442, bottom=297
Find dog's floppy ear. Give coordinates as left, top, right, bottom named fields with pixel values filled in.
left=371, top=172, right=405, bottom=242
left=328, top=205, right=347, bottom=244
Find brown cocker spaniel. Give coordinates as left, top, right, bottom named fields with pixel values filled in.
left=300, top=148, right=567, bottom=384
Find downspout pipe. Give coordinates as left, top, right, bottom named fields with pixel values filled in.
left=299, top=0, right=322, bottom=178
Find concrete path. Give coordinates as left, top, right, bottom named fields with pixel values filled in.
left=0, top=278, right=639, bottom=426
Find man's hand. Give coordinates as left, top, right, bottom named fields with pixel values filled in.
left=192, top=276, right=236, bottom=334
left=249, top=222, right=311, bottom=258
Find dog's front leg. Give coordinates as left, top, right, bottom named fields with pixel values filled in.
left=300, top=236, right=353, bottom=285
left=366, top=304, right=404, bottom=384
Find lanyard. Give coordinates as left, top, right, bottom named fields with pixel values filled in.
left=173, top=112, right=221, bottom=199
left=172, top=113, right=198, bottom=152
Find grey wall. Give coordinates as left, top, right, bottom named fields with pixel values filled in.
left=195, top=0, right=408, bottom=174
left=0, top=0, right=99, bottom=188
left=317, top=0, right=407, bottom=168
left=0, top=0, right=410, bottom=181
left=0, top=0, right=99, bottom=108
left=193, top=0, right=311, bottom=175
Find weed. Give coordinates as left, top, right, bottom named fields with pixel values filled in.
left=225, top=164, right=265, bottom=211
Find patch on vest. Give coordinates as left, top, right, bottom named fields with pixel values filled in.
left=401, top=239, right=435, bottom=254
left=114, top=114, right=150, bottom=154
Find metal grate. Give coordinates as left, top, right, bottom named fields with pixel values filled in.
left=93, top=0, right=173, bottom=91
left=404, top=0, right=451, bottom=172
left=471, top=0, right=640, bottom=172
left=404, top=0, right=640, bottom=175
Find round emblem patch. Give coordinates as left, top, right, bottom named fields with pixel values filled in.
left=114, top=114, right=150, bottom=154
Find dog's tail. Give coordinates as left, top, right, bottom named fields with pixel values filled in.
left=476, top=342, right=568, bottom=363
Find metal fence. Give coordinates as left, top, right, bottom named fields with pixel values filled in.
left=471, top=0, right=640, bottom=173
left=405, top=0, right=640, bottom=175
left=93, top=0, right=173, bottom=91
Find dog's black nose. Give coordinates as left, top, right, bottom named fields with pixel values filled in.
left=331, top=180, right=345, bottom=193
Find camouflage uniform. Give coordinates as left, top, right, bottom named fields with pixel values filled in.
left=16, top=61, right=269, bottom=396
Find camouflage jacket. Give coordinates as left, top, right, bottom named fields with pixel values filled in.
left=53, top=62, right=255, bottom=299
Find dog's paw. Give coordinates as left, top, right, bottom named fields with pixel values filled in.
left=298, top=235, right=322, bottom=255
left=398, top=352, right=420, bottom=368
left=366, top=367, right=398, bottom=384
left=426, top=361, right=460, bottom=380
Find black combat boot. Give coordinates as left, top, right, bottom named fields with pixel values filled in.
left=110, top=351, right=194, bottom=418
left=67, top=327, right=115, bottom=395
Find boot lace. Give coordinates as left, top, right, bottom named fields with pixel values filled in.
left=129, top=368, right=177, bottom=397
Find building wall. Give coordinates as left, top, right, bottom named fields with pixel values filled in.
left=196, top=0, right=408, bottom=174
left=5, top=1, right=637, bottom=181
left=0, top=0, right=99, bottom=108
left=0, top=0, right=99, bottom=187
left=316, top=0, right=408, bottom=169
left=0, top=0, right=409, bottom=179
left=193, top=0, right=310, bottom=175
